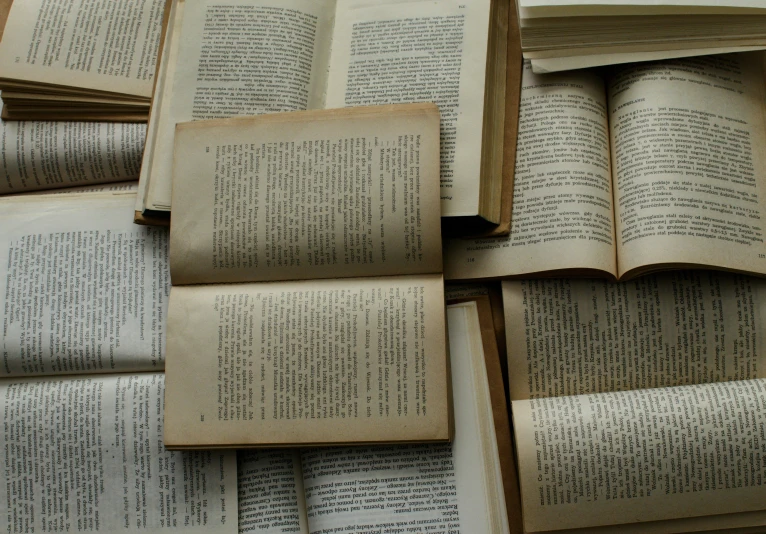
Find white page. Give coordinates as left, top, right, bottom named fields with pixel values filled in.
left=326, top=0, right=492, bottom=218
left=0, top=373, right=237, bottom=534
left=145, top=0, right=336, bottom=211
left=1, top=116, right=146, bottom=194
left=0, top=0, right=165, bottom=97
left=0, top=194, right=169, bottom=377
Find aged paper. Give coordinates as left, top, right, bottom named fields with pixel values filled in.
left=170, top=105, right=442, bottom=285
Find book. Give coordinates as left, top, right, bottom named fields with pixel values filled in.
left=162, top=104, right=452, bottom=448
left=0, top=192, right=240, bottom=534
left=0, top=112, right=146, bottom=194
left=0, top=192, right=518, bottom=532
left=445, top=53, right=766, bottom=281
left=234, top=296, right=520, bottom=534
left=0, top=0, right=169, bottom=120
left=135, top=0, right=521, bottom=236
left=516, top=0, right=766, bottom=70
left=503, top=272, right=766, bottom=533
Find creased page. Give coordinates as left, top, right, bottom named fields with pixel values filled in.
left=443, top=62, right=616, bottom=280
left=0, top=194, right=169, bottom=377
left=299, top=302, right=509, bottom=534
left=514, top=379, right=766, bottom=532
left=171, top=105, right=442, bottom=284
left=610, top=53, right=766, bottom=278
left=326, top=0, right=491, bottom=218
left=0, top=373, right=238, bottom=534
left=145, top=0, right=336, bottom=211
left=164, top=274, right=449, bottom=447
left=503, top=273, right=766, bottom=400
left=1, top=119, right=146, bottom=194
left=238, top=450, right=308, bottom=533
left=0, top=0, right=165, bottom=97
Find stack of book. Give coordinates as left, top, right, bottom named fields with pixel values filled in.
left=0, top=0, right=169, bottom=120
left=517, top=0, right=766, bottom=71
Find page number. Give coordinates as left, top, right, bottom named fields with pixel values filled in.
left=467, top=257, right=475, bottom=263
left=205, top=146, right=210, bottom=153
left=759, top=254, right=765, bottom=259
left=14, top=57, right=20, bottom=63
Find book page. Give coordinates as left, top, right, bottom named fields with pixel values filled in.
left=164, top=274, right=449, bottom=447
left=1, top=118, right=145, bottom=194
left=238, top=450, right=308, bottom=534
left=145, top=0, right=336, bottom=211
left=443, top=62, right=616, bottom=280
left=0, top=194, right=169, bottom=377
left=171, top=105, right=442, bottom=285
left=609, top=53, right=766, bottom=277
left=0, top=373, right=237, bottom=534
left=326, top=0, right=492, bottom=218
left=298, top=302, right=510, bottom=534
left=504, top=273, right=766, bottom=400
left=513, top=379, right=766, bottom=532
left=0, top=0, right=165, bottom=97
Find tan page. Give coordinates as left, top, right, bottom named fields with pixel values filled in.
left=503, top=273, right=766, bottom=401
left=326, top=0, right=492, bottom=219
left=145, top=0, right=336, bottom=212
left=610, top=53, right=766, bottom=278
left=443, top=63, right=616, bottom=280
left=513, top=378, right=766, bottom=532
left=0, top=0, right=165, bottom=97
left=164, top=274, right=449, bottom=448
left=171, top=104, right=443, bottom=285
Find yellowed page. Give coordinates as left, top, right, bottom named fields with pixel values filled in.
left=513, top=378, right=766, bottom=532
left=503, top=273, right=766, bottom=401
left=164, top=274, right=449, bottom=448
left=145, top=0, right=336, bottom=212
left=443, top=62, right=616, bottom=280
left=326, top=0, right=492, bottom=219
left=1, top=117, right=145, bottom=194
left=0, top=373, right=237, bottom=534
left=171, top=105, right=442, bottom=285
left=299, top=302, right=509, bottom=534
left=0, top=0, right=165, bottom=97
left=0, top=194, right=169, bottom=378
left=238, top=450, right=308, bottom=533
left=610, top=53, right=766, bottom=278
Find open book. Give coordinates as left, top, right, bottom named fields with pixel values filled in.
left=163, top=104, right=452, bottom=448
left=0, top=114, right=146, bottom=194
left=0, top=192, right=239, bottom=533
left=445, top=53, right=766, bottom=281
left=0, top=0, right=168, bottom=120
left=235, top=297, right=519, bottom=534
left=517, top=0, right=766, bottom=71
left=136, top=0, right=519, bottom=235
left=503, top=273, right=766, bottom=533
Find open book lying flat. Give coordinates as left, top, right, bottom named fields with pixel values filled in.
left=504, top=273, right=766, bottom=533
left=136, top=0, right=521, bottom=236
left=163, top=104, right=453, bottom=448
left=0, top=0, right=168, bottom=120
left=445, top=52, right=766, bottom=282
